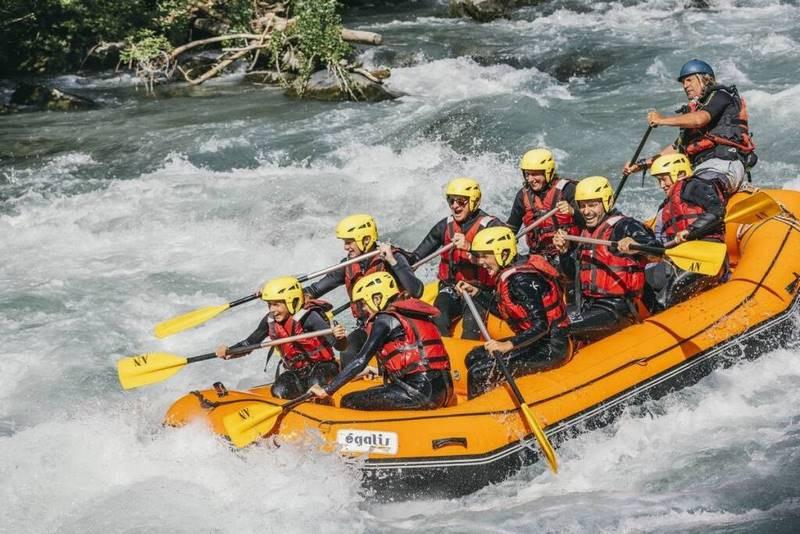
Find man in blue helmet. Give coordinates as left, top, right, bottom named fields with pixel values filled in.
left=623, top=59, right=757, bottom=198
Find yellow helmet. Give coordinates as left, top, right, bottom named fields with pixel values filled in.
left=519, top=148, right=556, bottom=183
left=260, top=276, right=304, bottom=314
left=351, top=271, right=399, bottom=314
left=650, top=154, right=693, bottom=185
left=336, top=214, right=378, bottom=252
left=445, top=177, right=482, bottom=212
left=575, top=176, right=614, bottom=212
left=471, top=226, right=517, bottom=268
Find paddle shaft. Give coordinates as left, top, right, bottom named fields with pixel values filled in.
left=516, top=207, right=559, bottom=238
left=613, top=125, right=654, bottom=204
left=462, top=294, right=529, bottom=404
left=185, top=328, right=336, bottom=366
left=564, top=234, right=665, bottom=256
left=297, top=248, right=382, bottom=283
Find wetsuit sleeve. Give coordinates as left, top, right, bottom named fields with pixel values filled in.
left=612, top=217, right=660, bottom=248
left=301, top=310, right=347, bottom=351
left=681, top=178, right=725, bottom=231
left=701, top=90, right=735, bottom=123
left=304, top=259, right=346, bottom=298
left=388, top=253, right=424, bottom=298
left=506, top=273, right=550, bottom=347
left=324, top=314, right=401, bottom=395
left=505, top=189, right=526, bottom=232
left=229, top=314, right=271, bottom=353
left=409, top=218, right=447, bottom=264
left=473, top=287, right=500, bottom=315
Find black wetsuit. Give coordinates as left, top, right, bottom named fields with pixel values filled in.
left=559, top=212, right=659, bottom=343
left=229, top=309, right=345, bottom=399
left=646, top=177, right=727, bottom=311
left=305, top=252, right=423, bottom=367
left=410, top=209, right=502, bottom=339
left=323, top=313, right=453, bottom=411
left=466, top=270, right=571, bottom=399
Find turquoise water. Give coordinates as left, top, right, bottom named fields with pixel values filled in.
left=2, top=1, right=800, bottom=531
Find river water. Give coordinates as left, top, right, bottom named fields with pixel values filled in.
left=2, top=0, right=800, bottom=532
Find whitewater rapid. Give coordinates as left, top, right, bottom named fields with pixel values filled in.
left=2, top=0, right=800, bottom=532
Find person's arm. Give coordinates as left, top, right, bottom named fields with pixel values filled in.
left=613, top=217, right=660, bottom=248
left=387, top=253, right=424, bottom=298
left=227, top=314, right=271, bottom=354
left=506, top=273, right=550, bottom=347
left=301, top=310, right=348, bottom=351
left=560, top=181, right=584, bottom=228
left=505, top=189, right=526, bottom=232
left=682, top=179, right=725, bottom=232
left=324, top=315, right=398, bottom=395
left=409, top=218, right=447, bottom=264
left=304, top=261, right=346, bottom=298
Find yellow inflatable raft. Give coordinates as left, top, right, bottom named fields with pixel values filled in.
left=164, top=190, right=800, bottom=497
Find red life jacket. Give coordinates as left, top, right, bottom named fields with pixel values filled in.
left=521, top=178, right=577, bottom=253
left=496, top=255, right=568, bottom=334
left=438, top=213, right=496, bottom=288
left=368, top=299, right=451, bottom=377
left=578, top=215, right=647, bottom=299
left=660, top=179, right=725, bottom=242
left=344, top=252, right=385, bottom=321
left=681, top=85, right=755, bottom=162
left=269, top=310, right=335, bottom=371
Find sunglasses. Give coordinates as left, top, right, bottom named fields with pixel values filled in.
left=447, top=196, right=470, bottom=208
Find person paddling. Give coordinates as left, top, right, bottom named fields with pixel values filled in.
left=623, top=59, right=757, bottom=198
left=216, top=276, right=347, bottom=399
left=645, top=154, right=728, bottom=311
left=409, top=178, right=502, bottom=339
left=506, top=148, right=579, bottom=263
left=304, top=214, right=423, bottom=366
left=455, top=227, right=573, bottom=399
left=308, top=272, right=454, bottom=410
left=552, top=176, right=659, bottom=342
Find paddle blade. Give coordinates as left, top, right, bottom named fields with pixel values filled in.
left=223, top=402, right=284, bottom=448
left=520, top=403, right=558, bottom=474
left=725, top=192, right=781, bottom=224
left=117, top=352, right=188, bottom=390
left=154, top=303, right=231, bottom=338
left=664, top=241, right=727, bottom=276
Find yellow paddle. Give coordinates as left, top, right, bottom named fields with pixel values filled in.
left=154, top=249, right=383, bottom=338
left=118, top=328, right=333, bottom=390
left=565, top=235, right=727, bottom=276
left=462, top=292, right=559, bottom=474
left=223, top=392, right=314, bottom=448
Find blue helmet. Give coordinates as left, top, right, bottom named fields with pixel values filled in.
left=677, top=59, right=714, bottom=82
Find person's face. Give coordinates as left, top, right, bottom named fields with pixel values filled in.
left=475, top=251, right=500, bottom=276
left=447, top=195, right=471, bottom=222
left=268, top=300, right=290, bottom=322
left=342, top=238, right=361, bottom=258
left=682, top=74, right=705, bottom=100
left=655, top=174, right=674, bottom=194
left=523, top=170, right=548, bottom=192
left=578, top=199, right=606, bottom=228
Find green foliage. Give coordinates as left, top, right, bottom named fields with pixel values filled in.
left=120, top=30, right=171, bottom=65
left=293, top=0, right=351, bottom=76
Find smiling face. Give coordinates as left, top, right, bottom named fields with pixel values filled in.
left=447, top=195, right=471, bottom=222
left=682, top=74, right=706, bottom=100
left=268, top=300, right=290, bottom=322
left=342, top=238, right=361, bottom=259
left=475, top=251, right=500, bottom=276
left=578, top=199, right=606, bottom=228
left=655, top=174, right=674, bottom=194
left=523, top=170, right=548, bottom=192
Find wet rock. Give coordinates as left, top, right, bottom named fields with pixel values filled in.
left=286, top=69, right=398, bottom=102
left=242, top=70, right=297, bottom=85
left=538, top=52, right=615, bottom=82
left=449, top=0, right=512, bottom=22
left=9, top=83, right=95, bottom=111
left=685, top=0, right=711, bottom=8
